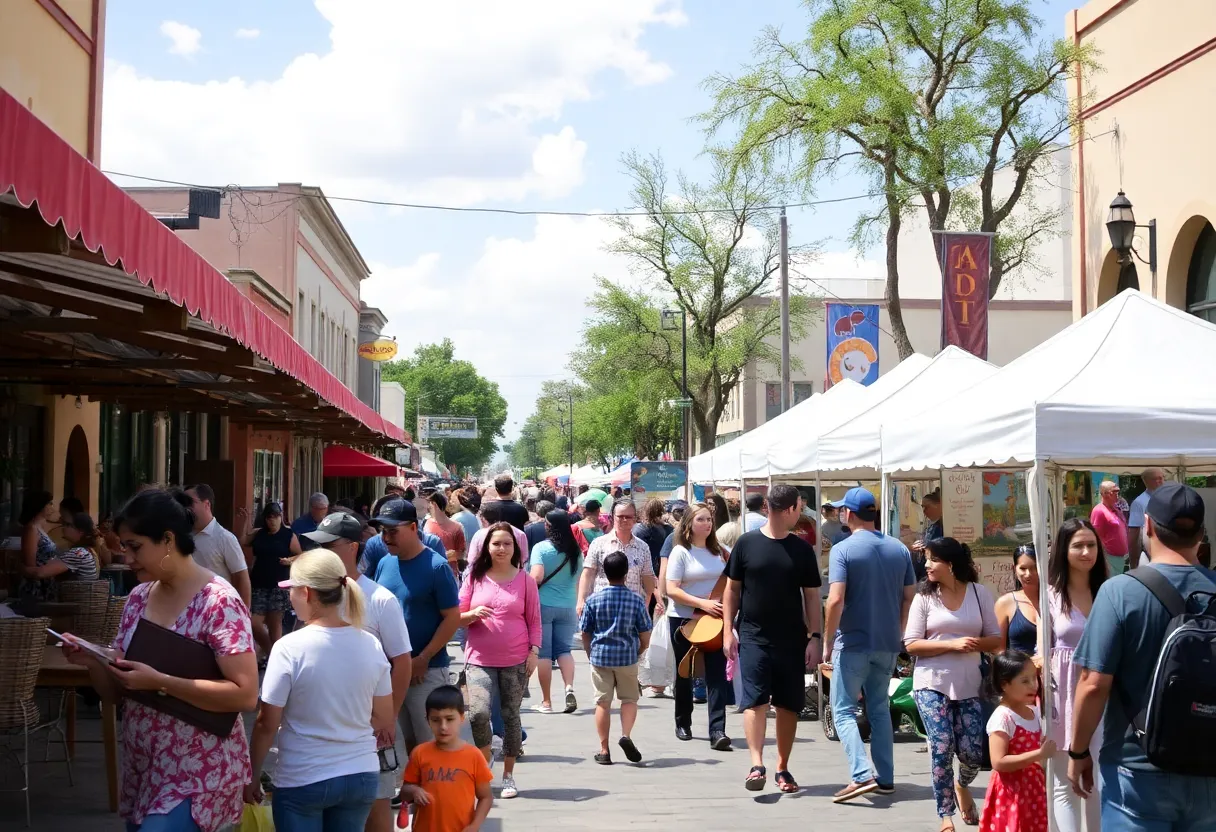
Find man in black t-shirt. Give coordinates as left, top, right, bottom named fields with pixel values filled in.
left=723, top=484, right=823, bottom=794
left=483, top=474, right=530, bottom=530
left=524, top=500, right=555, bottom=551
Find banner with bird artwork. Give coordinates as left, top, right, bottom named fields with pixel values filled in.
left=825, top=303, right=880, bottom=388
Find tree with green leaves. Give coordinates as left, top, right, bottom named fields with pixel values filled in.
left=380, top=339, right=508, bottom=474
left=704, top=0, right=1095, bottom=358
left=594, top=150, right=815, bottom=452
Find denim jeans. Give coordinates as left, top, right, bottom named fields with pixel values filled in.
left=272, top=771, right=378, bottom=832
left=830, top=648, right=898, bottom=786
left=126, top=798, right=198, bottom=832
left=1100, top=763, right=1216, bottom=832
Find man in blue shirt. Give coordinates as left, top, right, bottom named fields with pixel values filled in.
left=291, top=492, right=329, bottom=550
left=362, top=513, right=446, bottom=576
left=372, top=498, right=461, bottom=754
left=1071, top=482, right=1216, bottom=830
left=822, top=487, right=916, bottom=803
left=1126, top=467, right=1167, bottom=568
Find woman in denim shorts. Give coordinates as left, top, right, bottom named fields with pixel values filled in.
left=528, top=510, right=584, bottom=714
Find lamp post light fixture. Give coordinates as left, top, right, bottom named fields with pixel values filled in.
left=661, top=308, right=690, bottom=460
left=1105, top=190, right=1158, bottom=295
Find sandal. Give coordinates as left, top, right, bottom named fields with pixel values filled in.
left=744, top=765, right=767, bottom=791
left=775, top=770, right=800, bottom=793
left=594, top=752, right=612, bottom=765
left=956, top=785, right=978, bottom=826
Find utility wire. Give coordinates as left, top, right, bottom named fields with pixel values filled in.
left=102, top=128, right=1113, bottom=220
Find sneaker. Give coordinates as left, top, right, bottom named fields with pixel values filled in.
left=875, top=783, right=895, bottom=795
left=833, top=780, right=879, bottom=803
left=537, top=703, right=553, bottom=714
left=563, top=688, right=578, bottom=714
left=500, top=774, right=519, bottom=799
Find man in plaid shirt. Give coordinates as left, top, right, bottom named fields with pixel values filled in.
left=579, top=551, right=652, bottom=765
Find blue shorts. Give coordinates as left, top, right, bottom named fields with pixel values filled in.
left=738, top=639, right=805, bottom=713
left=539, top=605, right=576, bottom=660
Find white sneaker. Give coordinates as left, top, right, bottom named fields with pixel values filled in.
left=500, top=773, right=518, bottom=799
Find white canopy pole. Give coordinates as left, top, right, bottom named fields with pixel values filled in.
left=1028, top=459, right=1055, bottom=813
left=881, top=471, right=892, bottom=535
left=816, top=471, right=823, bottom=553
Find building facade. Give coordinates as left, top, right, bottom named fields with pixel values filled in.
left=1067, top=0, right=1216, bottom=318
left=358, top=303, right=388, bottom=410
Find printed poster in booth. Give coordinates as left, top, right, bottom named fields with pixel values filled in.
left=824, top=303, right=880, bottom=388
left=941, top=470, right=1029, bottom=596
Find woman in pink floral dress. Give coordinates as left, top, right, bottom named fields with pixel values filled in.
left=64, top=489, right=259, bottom=832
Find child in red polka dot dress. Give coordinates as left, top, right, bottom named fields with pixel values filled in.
left=979, top=651, right=1054, bottom=832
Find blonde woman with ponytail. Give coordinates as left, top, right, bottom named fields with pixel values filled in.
left=246, top=549, right=394, bottom=832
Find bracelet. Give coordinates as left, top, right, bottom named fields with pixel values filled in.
left=1067, top=748, right=1090, bottom=761
left=809, top=632, right=822, bottom=640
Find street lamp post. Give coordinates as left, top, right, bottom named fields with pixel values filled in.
left=661, top=308, right=689, bottom=459
left=1106, top=190, right=1158, bottom=296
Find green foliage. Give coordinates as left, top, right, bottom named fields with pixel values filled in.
left=380, top=340, right=508, bottom=475
left=704, top=0, right=1098, bottom=358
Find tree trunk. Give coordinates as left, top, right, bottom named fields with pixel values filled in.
left=883, top=163, right=916, bottom=361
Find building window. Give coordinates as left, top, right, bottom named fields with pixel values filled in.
left=310, top=302, right=318, bottom=356
left=296, top=291, right=305, bottom=341
left=1186, top=221, right=1216, bottom=323
left=252, top=449, right=283, bottom=516
left=793, top=382, right=813, bottom=405
left=764, top=382, right=781, bottom=422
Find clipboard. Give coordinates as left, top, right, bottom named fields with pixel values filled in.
left=123, top=617, right=240, bottom=737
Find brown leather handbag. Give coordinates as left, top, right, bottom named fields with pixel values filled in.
left=677, top=572, right=727, bottom=679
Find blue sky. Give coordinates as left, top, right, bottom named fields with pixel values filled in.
left=101, top=0, right=1079, bottom=443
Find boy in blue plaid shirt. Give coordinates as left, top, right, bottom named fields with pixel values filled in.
left=579, top=550, right=652, bottom=765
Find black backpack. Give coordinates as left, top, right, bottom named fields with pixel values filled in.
left=1122, top=566, right=1216, bottom=775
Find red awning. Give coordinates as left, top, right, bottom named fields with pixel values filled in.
left=324, top=445, right=400, bottom=477
left=0, top=88, right=405, bottom=443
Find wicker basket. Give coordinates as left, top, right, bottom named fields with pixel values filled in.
left=100, top=596, right=128, bottom=646
left=57, top=580, right=111, bottom=644
left=0, top=616, right=49, bottom=731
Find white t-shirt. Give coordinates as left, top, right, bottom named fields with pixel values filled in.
left=261, top=624, right=392, bottom=788
left=986, top=704, right=1041, bottom=737
left=666, top=544, right=727, bottom=619
left=192, top=517, right=247, bottom=583
left=744, top=512, right=767, bottom=532
left=354, top=574, right=412, bottom=659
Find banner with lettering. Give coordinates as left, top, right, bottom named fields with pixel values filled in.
left=825, top=303, right=880, bottom=388
left=939, top=232, right=991, bottom=359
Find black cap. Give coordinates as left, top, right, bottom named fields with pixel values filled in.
left=303, top=512, right=364, bottom=544
left=372, top=498, right=417, bottom=527
left=1146, top=482, right=1205, bottom=535
left=263, top=501, right=283, bottom=516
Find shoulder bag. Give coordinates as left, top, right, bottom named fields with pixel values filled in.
left=677, top=570, right=728, bottom=679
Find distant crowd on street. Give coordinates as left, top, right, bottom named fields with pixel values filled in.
left=25, top=461, right=1216, bottom=832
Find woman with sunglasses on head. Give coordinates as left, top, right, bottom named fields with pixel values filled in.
left=904, top=537, right=1002, bottom=831
left=63, top=489, right=259, bottom=832
left=460, top=522, right=541, bottom=800
left=246, top=548, right=394, bottom=831
left=994, top=545, right=1040, bottom=658
left=1046, top=519, right=1108, bottom=832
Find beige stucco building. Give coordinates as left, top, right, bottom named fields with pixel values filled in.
left=1068, top=0, right=1216, bottom=317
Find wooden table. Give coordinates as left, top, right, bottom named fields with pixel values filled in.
left=36, top=646, right=120, bottom=813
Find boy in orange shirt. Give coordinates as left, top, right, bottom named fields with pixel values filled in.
left=399, top=685, right=493, bottom=832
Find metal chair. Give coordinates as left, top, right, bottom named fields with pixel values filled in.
left=0, top=616, right=66, bottom=827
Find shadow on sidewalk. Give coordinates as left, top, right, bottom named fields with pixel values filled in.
left=515, top=788, right=609, bottom=802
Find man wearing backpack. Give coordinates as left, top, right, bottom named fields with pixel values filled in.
left=1070, top=482, right=1216, bottom=830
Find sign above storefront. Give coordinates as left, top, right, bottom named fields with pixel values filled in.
left=358, top=339, right=398, bottom=361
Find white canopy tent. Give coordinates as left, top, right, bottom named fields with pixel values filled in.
left=816, top=347, right=998, bottom=480
left=687, top=378, right=867, bottom=484
left=569, top=463, right=611, bottom=487
left=875, top=289, right=1216, bottom=792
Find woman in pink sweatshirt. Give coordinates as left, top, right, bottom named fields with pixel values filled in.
left=459, top=521, right=541, bottom=799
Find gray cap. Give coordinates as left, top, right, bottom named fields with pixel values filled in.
left=303, top=512, right=363, bottom=544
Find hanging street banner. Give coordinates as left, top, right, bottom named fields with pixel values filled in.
left=357, top=339, right=399, bottom=361
left=630, top=461, right=687, bottom=499
left=825, top=303, right=880, bottom=388
left=938, top=231, right=992, bottom=359
left=418, top=416, right=479, bottom=441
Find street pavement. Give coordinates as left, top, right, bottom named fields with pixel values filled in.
left=471, top=649, right=986, bottom=832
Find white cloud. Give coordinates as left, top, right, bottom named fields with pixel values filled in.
left=159, top=21, right=202, bottom=57
left=234, top=28, right=261, bottom=40
left=361, top=216, right=631, bottom=429
left=106, top=1, right=686, bottom=206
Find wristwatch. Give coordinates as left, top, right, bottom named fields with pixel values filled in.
left=1067, top=748, right=1090, bottom=760
left=809, top=632, right=822, bottom=640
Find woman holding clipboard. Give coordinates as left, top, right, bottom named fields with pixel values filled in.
left=63, top=489, right=259, bottom=832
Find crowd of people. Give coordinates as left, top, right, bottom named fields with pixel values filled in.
left=24, top=463, right=1215, bottom=832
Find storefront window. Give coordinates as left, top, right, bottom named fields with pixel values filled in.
left=1186, top=221, right=1216, bottom=323
left=252, top=449, right=283, bottom=515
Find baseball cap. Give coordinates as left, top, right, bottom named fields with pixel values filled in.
left=263, top=501, right=283, bottom=516
left=302, top=512, right=364, bottom=545
left=831, top=487, right=877, bottom=515
left=1146, top=482, right=1205, bottom=535
left=372, top=498, right=417, bottom=527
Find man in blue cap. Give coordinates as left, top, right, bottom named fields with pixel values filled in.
left=822, top=486, right=916, bottom=803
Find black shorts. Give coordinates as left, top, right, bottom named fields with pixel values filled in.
left=738, top=639, right=805, bottom=713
